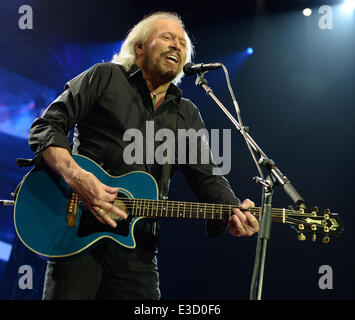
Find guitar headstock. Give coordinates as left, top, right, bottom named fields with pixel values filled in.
left=288, top=206, right=344, bottom=244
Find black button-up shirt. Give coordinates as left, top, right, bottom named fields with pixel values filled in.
left=29, top=63, right=240, bottom=238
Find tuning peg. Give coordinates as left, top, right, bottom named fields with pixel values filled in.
left=312, top=234, right=316, bottom=242
left=322, top=236, right=330, bottom=244
left=297, top=233, right=306, bottom=241
left=310, top=206, right=318, bottom=216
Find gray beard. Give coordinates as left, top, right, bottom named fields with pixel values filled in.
left=141, top=55, right=177, bottom=85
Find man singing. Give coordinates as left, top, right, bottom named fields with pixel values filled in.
left=29, top=11, right=259, bottom=300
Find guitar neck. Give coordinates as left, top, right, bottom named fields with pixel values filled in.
left=117, top=198, right=301, bottom=223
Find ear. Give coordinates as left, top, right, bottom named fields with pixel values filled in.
left=135, top=42, right=143, bottom=54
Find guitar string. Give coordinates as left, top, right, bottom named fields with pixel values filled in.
left=113, top=207, right=315, bottom=217
left=110, top=202, right=321, bottom=224
left=111, top=201, right=317, bottom=219
left=112, top=196, right=314, bottom=215
left=113, top=196, right=317, bottom=214
left=77, top=197, right=329, bottom=226
left=74, top=196, right=325, bottom=222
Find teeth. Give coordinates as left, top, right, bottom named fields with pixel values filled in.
left=167, top=55, right=178, bottom=63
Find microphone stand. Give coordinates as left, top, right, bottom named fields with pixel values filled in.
left=194, top=71, right=305, bottom=300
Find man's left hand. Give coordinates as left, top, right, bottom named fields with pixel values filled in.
left=227, top=199, right=259, bottom=237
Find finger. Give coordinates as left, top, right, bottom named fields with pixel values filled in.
left=93, top=206, right=117, bottom=228
left=102, top=191, right=117, bottom=203
left=98, top=200, right=127, bottom=220
left=95, top=214, right=106, bottom=225
left=232, top=208, right=247, bottom=225
left=92, top=206, right=110, bottom=225
left=244, top=212, right=259, bottom=232
left=99, top=213, right=117, bottom=228
left=240, top=198, right=255, bottom=211
left=228, top=214, right=245, bottom=237
left=104, top=185, right=119, bottom=194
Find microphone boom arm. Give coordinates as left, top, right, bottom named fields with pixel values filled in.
left=195, top=72, right=305, bottom=207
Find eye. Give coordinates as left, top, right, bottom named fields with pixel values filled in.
left=161, top=34, right=172, bottom=41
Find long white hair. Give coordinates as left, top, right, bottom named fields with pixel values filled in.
left=111, top=11, right=195, bottom=85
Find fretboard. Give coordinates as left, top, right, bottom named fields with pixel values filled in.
left=115, top=197, right=304, bottom=224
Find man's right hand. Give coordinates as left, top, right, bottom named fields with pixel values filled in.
left=67, top=169, right=127, bottom=228
left=42, top=147, right=127, bottom=228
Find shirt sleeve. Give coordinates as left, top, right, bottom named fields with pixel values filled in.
left=28, top=63, right=113, bottom=166
left=180, top=105, right=241, bottom=238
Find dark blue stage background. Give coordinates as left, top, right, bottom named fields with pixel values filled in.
left=0, top=0, right=354, bottom=300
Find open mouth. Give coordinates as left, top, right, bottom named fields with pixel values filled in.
left=165, top=54, right=179, bottom=64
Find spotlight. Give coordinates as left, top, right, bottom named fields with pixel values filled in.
left=343, top=0, right=355, bottom=11
left=246, top=47, right=254, bottom=55
left=303, top=8, right=312, bottom=16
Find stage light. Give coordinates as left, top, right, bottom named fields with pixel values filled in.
left=343, top=0, right=355, bottom=12
left=0, top=240, right=12, bottom=262
left=303, top=8, right=312, bottom=16
left=246, top=47, right=254, bottom=55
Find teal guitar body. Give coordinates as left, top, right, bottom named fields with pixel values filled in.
left=14, top=154, right=159, bottom=259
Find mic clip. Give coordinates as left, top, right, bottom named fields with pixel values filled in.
left=195, top=71, right=209, bottom=89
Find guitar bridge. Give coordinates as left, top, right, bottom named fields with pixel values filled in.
left=67, top=191, right=79, bottom=227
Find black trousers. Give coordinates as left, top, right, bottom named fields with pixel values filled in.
left=42, top=239, right=160, bottom=300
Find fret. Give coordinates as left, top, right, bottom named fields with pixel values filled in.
left=145, top=199, right=149, bottom=217
left=211, top=203, right=214, bottom=220
left=147, top=199, right=151, bottom=217
left=135, top=199, right=138, bottom=216
left=151, top=200, right=155, bottom=217
left=142, top=199, right=147, bottom=217
left=132, top=198, right=136, bottom=217
left=150, top=199, right=154, bottom=217
left=204, top=203, right=206, bottom=219
left=196, top=203, right=199, bottom=219
left=152, top=200, right=156, bottom=217
left=220, top=204, right=223, bottom=220
left=154, top=200, right=159, bottom=218
left=166, top=201, right=169, bottom=218
left=138, top=199, right=142, bottom=216
left=190, top=202, right=192, bottom=219
left=177, top=202, right=180, bottom=218
left=179, top=202, right=184, bottom=218
left=177, top=202, right=181, bottom=218
left=171, top=201, right=175, bottom=218
left=157, top=200, right=164, bottom=217
left=183, top=202, right=186, bottom=218
left=162, top=200, right=166, bottom=218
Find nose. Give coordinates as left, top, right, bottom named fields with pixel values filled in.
left=169, top=38, right=182, bottom=51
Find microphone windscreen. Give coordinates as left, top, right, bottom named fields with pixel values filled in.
left=183, top=62, right=194, bottom=76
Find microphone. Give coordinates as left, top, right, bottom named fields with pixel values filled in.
left=183, top=62, right=222, bottom=76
